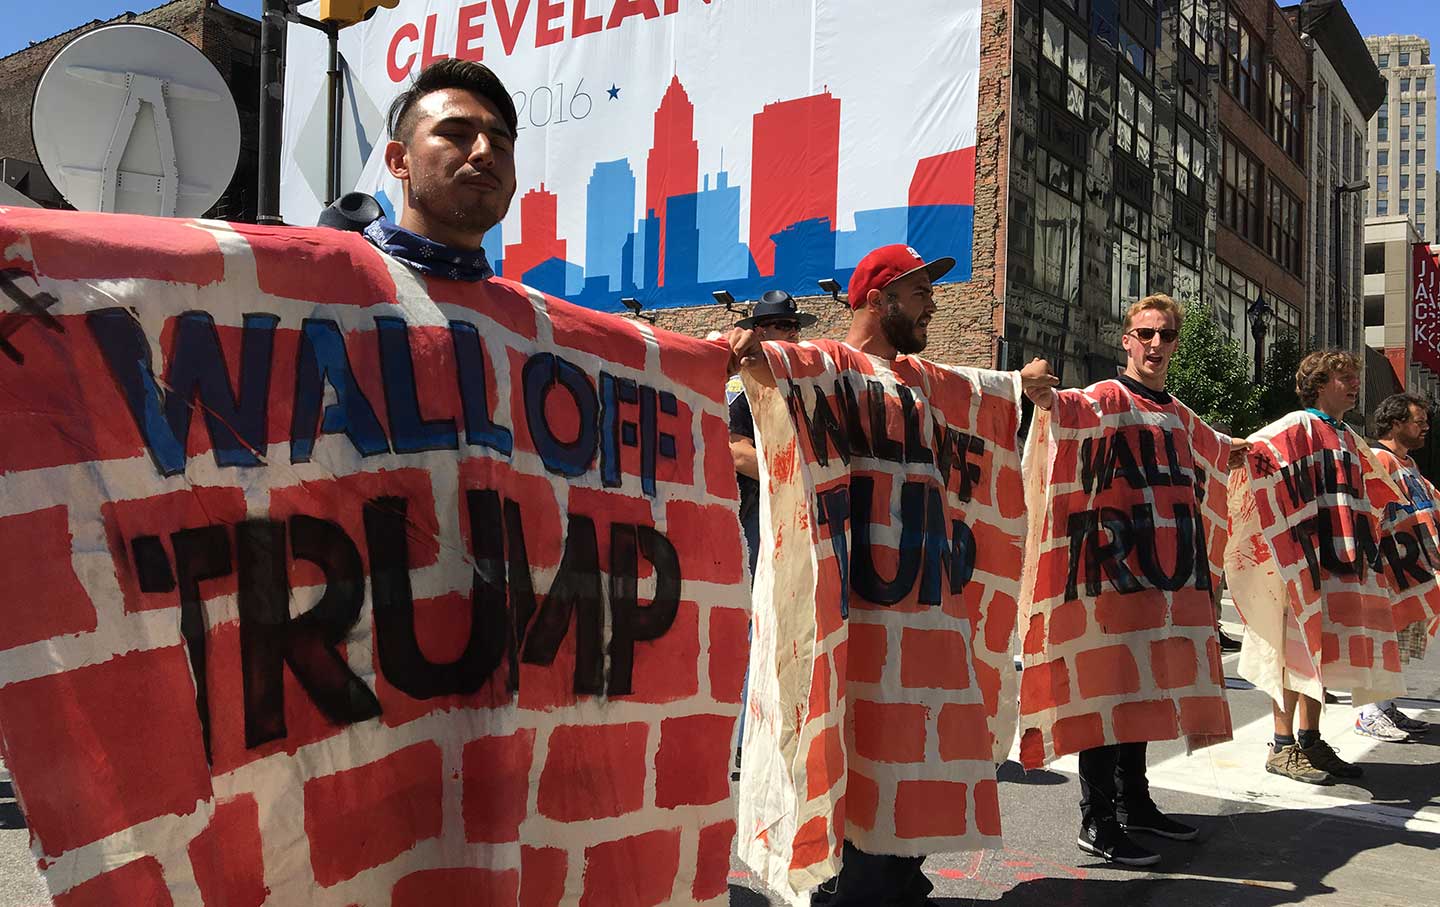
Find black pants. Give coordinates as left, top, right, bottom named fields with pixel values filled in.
left=1077, top=742, right=1154, bottom=828
left=811, top=840, right=933, bottom=907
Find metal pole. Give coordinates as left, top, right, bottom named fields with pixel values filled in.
left=325, top=24, right=341, bottom=205
left=256, top=0, right=286, bottom=224
left=1332, top=187, right=1342, bottom=347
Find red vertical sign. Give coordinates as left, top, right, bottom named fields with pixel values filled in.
left=1414, top=243, right=1440, bottom=375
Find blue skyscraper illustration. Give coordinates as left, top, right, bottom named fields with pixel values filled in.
left=585, top=160, right=636, bottom=292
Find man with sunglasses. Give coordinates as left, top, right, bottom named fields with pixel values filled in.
left=1027, top=295, right=1245, bottom=867
left=729, top=290, right=817, bottom=574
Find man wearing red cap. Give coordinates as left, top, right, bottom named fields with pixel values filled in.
left=728, top=245, right=1055, bottom=906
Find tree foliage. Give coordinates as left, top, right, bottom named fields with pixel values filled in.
left=1166, top=304, right=1261, bottom=435
left=1256, top=329, right=1304, bottom=424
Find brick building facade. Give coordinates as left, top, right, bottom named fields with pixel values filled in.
left=644, top=0, right=1012, bottom=370
left=1213, top=0, right=1311, bottom=368
left=0, top=0, right=260, bottom=221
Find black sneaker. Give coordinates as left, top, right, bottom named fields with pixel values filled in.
left=1077, top=821, right=1161, bottom=866
left=1119, top=808, right=1200, bottom=841
left=1301, top=738, right=1364, bottom=779
left=1216, top=626, right=1243, bottom=653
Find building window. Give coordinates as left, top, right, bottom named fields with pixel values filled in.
left=1402, top=102, right=1412, bottom=118
left=1403, top=173, right=1411, bottom=190
left=1421, top=222, right=1429, bottom=239
left=1402, top=124, right=1411, bottom=140
left=1042, top=8, right=1088, bottom=119
left=1420, top=199, right=1428, bottom=215
left=1379, top=174, right=1390, bottom=193
left=1402, top=149, right=1411, bottom=166
left=1220, top=133, right=1263, bottom=245
left=1222, top=5, right=1264, bottom=118
left=1119, top=26, right=1151, bottom=78
left=1420, top=149, right=1429, bottom=166
left=1176, top=124, right=1206, bottom=196
left=1420, top=101, right=1428, bottom=116
left=1420, top=173, right=1428, bottom=189
left=1401, top=52, right=1411, bottom=66
left=1379, top=199, right=1389, bottom=215
left=1214, top=260, right=1259, bottom=354
left=1419, top=123, right=1428, bottom=141
left=1379, top=125, right=1389, bottom=142
left=1353, top=128, right=1364, bottom=180
left=1116, top=72, right=1154, bottom=162
left=1180, top=86, right=1206, bottom=127
left=1403, top=77, right=1412, bottom=93
left=1420, top=77, right=1429, bottom=91
left=1379, top=53, right=1389, bottom=68
left=1179, top=0, right=1208, bottom=63
left=1268, top=64, right=1302, bottom=160
left=1112, top=198, right=1150, bottom=320
left=1267, top=179, right=1302, bottom=275
left=1379, top=149, right=1389, bottom=166
left=1028, top=147, right=1084, bottom=303
left=1174, top=236, right=1203, bottom=310
left=1402, top=198, right=1411, bottom=214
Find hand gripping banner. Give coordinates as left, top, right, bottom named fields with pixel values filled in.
left=1371, top=447, right=1440, bottom=660
left=736, top=340, right=1024, bottom=903
left=0, top=208, right=748, bottom=906
left=1226, top=412, right=1406, bottom=707
left=1015, top=380, right=1233, bottom=769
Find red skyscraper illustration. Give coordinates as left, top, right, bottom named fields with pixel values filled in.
left=909, top=148, right=976, bottom=206
left=749, top=92, right=841, bottom=276
left=645, top=76, right=699, bottom=286
left=504, top=184, right=567, bottom=283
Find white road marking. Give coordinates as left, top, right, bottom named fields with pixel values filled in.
left=1013, top=643, right=1440, bottom=834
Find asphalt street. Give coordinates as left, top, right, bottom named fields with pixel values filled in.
left=730, top=600, right=1440, bottom=907
left=0, top=600, right=1434, bottom=906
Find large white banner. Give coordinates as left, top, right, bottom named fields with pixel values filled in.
left=281, top=0, right=981, bottom=310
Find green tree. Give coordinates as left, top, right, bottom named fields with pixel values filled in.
left=1256, top=329, right=1304, bottom=423
left=1167, top=304, right=1262, bottom=435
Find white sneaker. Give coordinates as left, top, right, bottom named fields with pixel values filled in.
left=1355, top=709, right=1411, bottom=742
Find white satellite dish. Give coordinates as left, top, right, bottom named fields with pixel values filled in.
left=31, top=23, right=241, bottom=217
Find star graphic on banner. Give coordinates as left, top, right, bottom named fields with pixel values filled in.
left=607, top=84, right=620, bottom=100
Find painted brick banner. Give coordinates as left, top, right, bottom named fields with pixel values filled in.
left=1371, top=447, right=1440, bottom=657
left=1014, top=380, right=1233, bottom=769
left=736, top=340, right=1024, bottom=904
left=1227, top=412, right=1406, bottom=708
left=0, top=207, right=748, bottom=906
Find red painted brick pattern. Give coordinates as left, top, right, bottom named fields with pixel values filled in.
left=1017, top=384, right=1235, bottom=768
left=303, top=742, right=445, bottom=886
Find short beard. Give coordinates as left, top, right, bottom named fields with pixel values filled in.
left=880, top=303, right=926, bottom=354
left=410, top=173, right=506, bottom=238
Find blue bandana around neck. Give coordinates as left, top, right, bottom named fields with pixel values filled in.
left=1305, top=407, right=1343, bottom=429
left=362, top=216, right=494, bottom=282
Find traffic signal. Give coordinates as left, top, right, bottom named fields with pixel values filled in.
left=318, top=0, right=400, bottom=27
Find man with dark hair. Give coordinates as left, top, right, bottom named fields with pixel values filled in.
left=361, top=59, right=520, bottom=274
left=1356, top=392, right=1437, bottom=741
left=729, top=290, right=817, bottom=574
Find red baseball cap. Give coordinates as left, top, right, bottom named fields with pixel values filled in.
left=847, top=244, right=955, bottom=309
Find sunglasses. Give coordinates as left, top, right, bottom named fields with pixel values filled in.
left=1130, top=327, right=1179, bottom=343
left=761, top=319, right=802, bottom=332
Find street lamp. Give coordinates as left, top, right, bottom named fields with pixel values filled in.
left=1248, top=293, right=1272, bottom=383
left=1332, top=179, right=1369, bottom=346
left=817, top=278, right=844, bottom=305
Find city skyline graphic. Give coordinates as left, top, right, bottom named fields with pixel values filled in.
left=428, top=75, right=978, bottom=312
